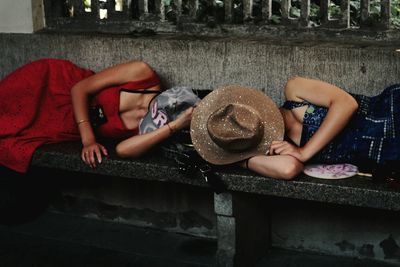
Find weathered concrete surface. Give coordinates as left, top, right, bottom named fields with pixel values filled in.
left=1, top=33, right=400, bottom=106
left=270, top=198, right=400, bottom=265
left=50, top=174, right=216, bottom=238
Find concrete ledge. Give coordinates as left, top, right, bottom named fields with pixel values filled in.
left=31, top=142, right=400, bottom=211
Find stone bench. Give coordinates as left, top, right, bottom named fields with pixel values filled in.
left=3, top=31, right=400, bottom=266
left=30, top=141, right=400, bottom=267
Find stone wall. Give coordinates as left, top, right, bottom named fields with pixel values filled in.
left=1, top=33, right=400, bottom=106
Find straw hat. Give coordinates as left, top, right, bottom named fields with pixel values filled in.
left=190, top=85, right=284, bottom=165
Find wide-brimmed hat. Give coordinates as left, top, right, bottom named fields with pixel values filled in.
left=139, top=86, right=200, bottom=134
left=190, top=85, right=284, bottom=165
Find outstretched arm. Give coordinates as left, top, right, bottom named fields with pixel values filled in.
left=71, top=60, right=158, bottom=167
left=270, top=76, right=358, bottom=162
left=115, top=107, right=194, bottom=158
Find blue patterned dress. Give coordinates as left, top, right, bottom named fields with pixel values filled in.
left=282, top=84, right=400, bottom=165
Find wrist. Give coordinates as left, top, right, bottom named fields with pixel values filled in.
left=82, top=137, right=96, bottom=147
left=77, top=119, right=90, bottom=125
left=167, top=123, right=176, bottom=134
left=299, top=146, right=312, bottom=162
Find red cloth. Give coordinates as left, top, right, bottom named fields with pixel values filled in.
left=92, top=75, right=161, bottom=140
left=0, top=58, right=160, bottom=173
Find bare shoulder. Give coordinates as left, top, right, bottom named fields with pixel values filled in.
left=283, top=75, right=309, bottom=101
left=90, top=60, right=157, bottom=86
left=112, top=60, right=156, bottom=81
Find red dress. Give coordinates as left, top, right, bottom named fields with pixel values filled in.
left=0, top=59, right=160, bottom=173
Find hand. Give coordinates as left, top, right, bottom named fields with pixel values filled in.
left=81, top=142, right=108, bottom=168
left=170, top=107, right=195, bottom=131
left=269, top=140, right=308, bottom=163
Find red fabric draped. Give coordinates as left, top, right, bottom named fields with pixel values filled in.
left=0, top=59, right=94, bottom=173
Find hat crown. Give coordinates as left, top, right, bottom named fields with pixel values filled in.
left=207, top=103, right=264, bottom=152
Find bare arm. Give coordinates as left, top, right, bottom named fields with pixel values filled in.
left=239, top=155, right=303, bottom=180
left=270, top=76, right=358, bottom=162
left=71, top=60, right=157, bottom=167
left=116, top=107, right=194, bottom=158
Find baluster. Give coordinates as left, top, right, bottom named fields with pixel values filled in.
left=125, top=0, right=133, bottom=18
left=243, top=0, right=253, bottom=21
left=380, top=0, right=391, bottom=29
left=176, top=0, right=183, bottom=18
left=281, top=0, right=290, bottom=20
left=92, top=0, right=100, bottom=18
left=282, top=0, right=304, bottom=25
left=207, top=0, right=216, bottom=23
left=107, top=0, right=117, bottom=18
left=43, top=0, right=55, bottom=20
left=320, top=0, right=350, bottom=29
left=125, top=0, right=132, bottom=14
left=340, top=0, right=350, bottom=28
left=64, top=0, right=74, bottom=17
left=189, top=0, right=199, bottom=19
left=138, top=0, right=149, bottom=19
left=73, top=0, right=85, bottom=17
left=300, top=0, right=309, bottom=26
left=154, top=0, right=165, bottom=21
left=225, top=0, right=233, bottom=22
left=108, top=0, right=130, bottom=19
left=360, top=0, right=370, bottom=26
left=319, top=0, right=329, bottom=24
left=261, top=0, right=271, bottom=21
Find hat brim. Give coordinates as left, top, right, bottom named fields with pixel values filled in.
left=190, top=85, right=284, bottom=165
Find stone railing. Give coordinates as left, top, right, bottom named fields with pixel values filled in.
left=43, top=0, right=397, bottom=38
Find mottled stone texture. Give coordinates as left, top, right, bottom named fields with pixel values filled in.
left=214, top=192, right=270, bottom=267
left=31, top=142, right=400, bottom=212
left=1, top=33, right=400, bottom=106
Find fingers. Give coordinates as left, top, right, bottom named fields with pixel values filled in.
left=186, top=106, right=194, bottom=114
left=269, top=141, right=294, bottom=156
left=101, top=145, right=108, bottom=156
left=175, top=106, right=195, bottom=130
left=95, top=149, right=102, bottom=164
left=83, top=150, right=97, bottom=168
left=81, top=150, right=95, bottom=168
left=81, top=144, right=108, bottom=168
left=269, top=141, right=284, bottom=155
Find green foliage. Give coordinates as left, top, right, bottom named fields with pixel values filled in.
left=391, top=0, right=400, bottom=28
left=84, top=0, right=90, bottom=9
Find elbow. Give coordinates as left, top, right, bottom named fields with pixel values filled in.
left=115, top=145, right=128, bottom=158
left=349, top=96, right=359, bottom=113
left=70, top=83, right=80, bottom=97
left=115, top=144, right=141, bottom=158
left=336, top=94, right=358, bottom=115
left=280, top=159, right=304, bottom=180
left=70, top=82, right=87, bottom=102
